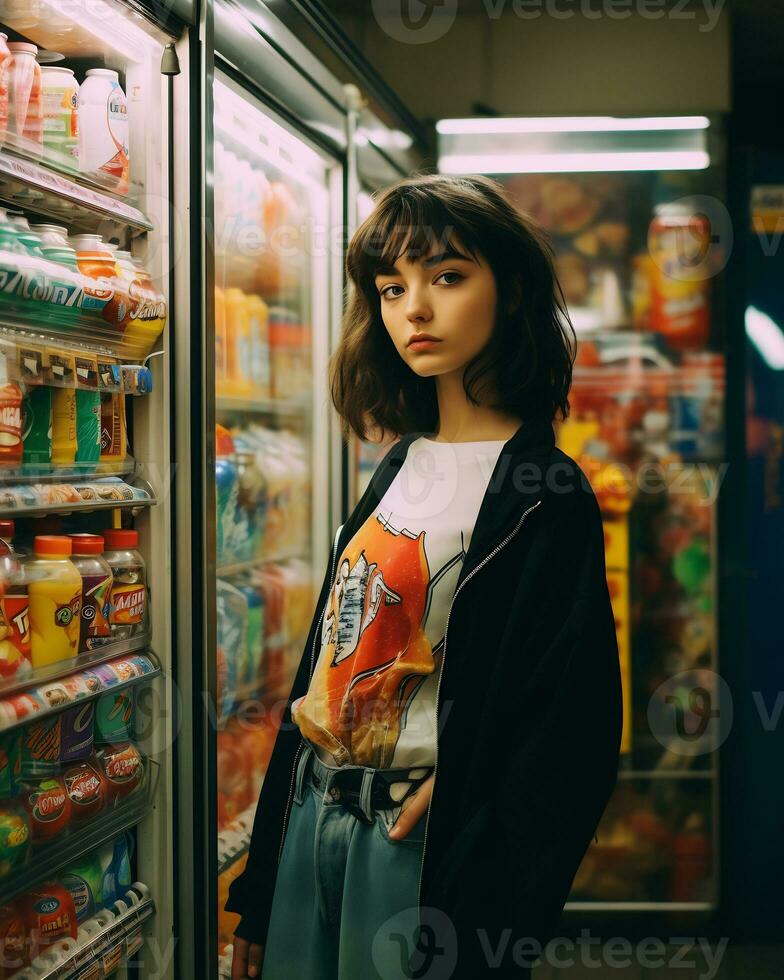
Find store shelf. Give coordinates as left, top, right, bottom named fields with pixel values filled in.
left=14, top=885, right=156, bottom=980
left=216, top=394, right=310, bottom=416
left=0, top=633, right=152, bottom=700
left=0, top=329, right=155, bottom=395
left=0, top=650, right=161, bottom=733
left=0, top=150, right=153, bottom=234
left=216, top=548, right=308, bottom=576
left=0, top=476, right=156, bottom=518
left=0, top=757, right=159, bottom=906
left=0, top=456, right=138, bottom=485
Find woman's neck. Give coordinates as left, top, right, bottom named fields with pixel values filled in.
left=431, top=372, right=523, bottom=443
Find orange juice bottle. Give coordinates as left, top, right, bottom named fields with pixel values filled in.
left=28, top=536, right=82, bottom=668
left=246, top=294, right=270, bottom=399
left=215, top=285, right=227, bottom=393
left=224, top=288, right=252, bottom=397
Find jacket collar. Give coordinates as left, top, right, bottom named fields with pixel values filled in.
left=345, top=418, right=556, bottom=585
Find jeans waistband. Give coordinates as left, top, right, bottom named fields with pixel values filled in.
left=293, top=739, right=434, bottom=824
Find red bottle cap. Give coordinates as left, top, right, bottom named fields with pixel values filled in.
left=34, top=535, right=72, bottom=556
left=0, top=520, right=15, bottom=537
left=103, top=529, right=139, bottom=549
left=68, top=533, right=105, bottom=555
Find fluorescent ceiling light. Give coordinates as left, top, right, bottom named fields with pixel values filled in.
left=439, top=151, right=710, bottom=173
left=437, top=116, right=711, bottom=135
left=745, top=305, right=784, bottom=370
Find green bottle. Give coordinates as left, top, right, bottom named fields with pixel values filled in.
left=75, top=389, right=101, bottom=465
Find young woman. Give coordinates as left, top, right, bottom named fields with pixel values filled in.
left=228, top=173, right=623, bottom=979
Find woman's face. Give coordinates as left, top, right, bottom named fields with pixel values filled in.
left=373, top=237, right=498, bottom=380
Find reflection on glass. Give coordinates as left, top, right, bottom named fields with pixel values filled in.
left=497, top=168, right=724, bottom=907
left=213, top=74, right=331, bottom=963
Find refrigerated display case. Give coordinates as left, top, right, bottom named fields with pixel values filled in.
left=0, top=0, right=185, bottom=975
left=171, top=2, right=354, bottom=977
left=437, top=116, right=728, bottom=919
left=211, top=67, right=343, bottom=973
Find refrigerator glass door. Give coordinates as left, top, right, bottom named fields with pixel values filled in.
left=497, top=160, right=725, bottom=912
left=211, top=69, right=338, bottom=969
left=0, top=0, right=175, bottom=973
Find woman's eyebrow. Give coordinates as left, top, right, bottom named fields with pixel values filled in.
left=374, top=248, right=473, bottom=277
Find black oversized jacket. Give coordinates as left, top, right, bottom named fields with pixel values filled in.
left=225, top=417, right=623, bottom=977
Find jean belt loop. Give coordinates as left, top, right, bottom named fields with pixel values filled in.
left=293, top=741, right=314, bottom=805
left=358, top=768, right=375, bottom=823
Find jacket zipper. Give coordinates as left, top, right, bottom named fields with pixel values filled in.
left=417, top=499, right=543, bottom=907
left=276, top=522, right=344, bottom=866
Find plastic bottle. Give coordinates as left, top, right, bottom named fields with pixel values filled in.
left=41, top=65, right=79, bottom=171
left=27, top=536, right=82, bottom=669
left=4, top=212, right=44, bottom=258
left=67, top=534, right=113, bottom=652
left=75, top=389, right=101, bottom=466
left=215, top=425, right=239, bottom=564
left=78, top=68, right=129, bottom=194
left=247, top=294, right=270, bottom=398
left=7, top=42, right=43, bottom=155
left=51, top=386, right=77, bottom=467
left=0, top=519, right=31, bottom=681
left=225, top=288, right=252, bottom=396
left=22, top=385, right=53, bottom=466
left=0, top=33, right=11, bottom=150
left=30, top=224, right=81, bottom=327
left=103, top=529, right=147, bottom=639
left=71, top=234, right=115, bottom=316
left=125, top=257, right=167, bottom=360
left=0, top=354, right=23, bottom=465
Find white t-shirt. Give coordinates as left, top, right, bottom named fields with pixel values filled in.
left=291, top=436, right=507, bottom=770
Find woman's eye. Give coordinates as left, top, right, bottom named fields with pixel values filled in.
left=435, top=271, right=463, bottom=285
left=380, top=284, right=404, bottom=299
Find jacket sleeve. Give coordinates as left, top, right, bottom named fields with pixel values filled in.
left=451, top=482, right=623, bottom=968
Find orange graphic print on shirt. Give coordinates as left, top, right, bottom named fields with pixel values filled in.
left=292, top=513, right=448, bottom=768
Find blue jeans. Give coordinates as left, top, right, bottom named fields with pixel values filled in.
left=261, top=740, right=430, bottom=980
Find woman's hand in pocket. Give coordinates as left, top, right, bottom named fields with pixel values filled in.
left=388, top=772, right=434, bottom=840
left=231, top=935, right=264, bottom=978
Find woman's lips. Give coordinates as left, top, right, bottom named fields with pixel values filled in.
left=408, top=339, right=442, bottom=351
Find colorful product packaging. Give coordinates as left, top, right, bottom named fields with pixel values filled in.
left=0, top=800, right=30, bottom=878
left=21, top=385, right=52, bottom=465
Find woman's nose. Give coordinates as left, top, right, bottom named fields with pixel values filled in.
left=405, top=287, right=431, bottom=322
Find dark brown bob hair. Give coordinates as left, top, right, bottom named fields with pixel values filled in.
left=330, top=172, right=576, bottom=442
